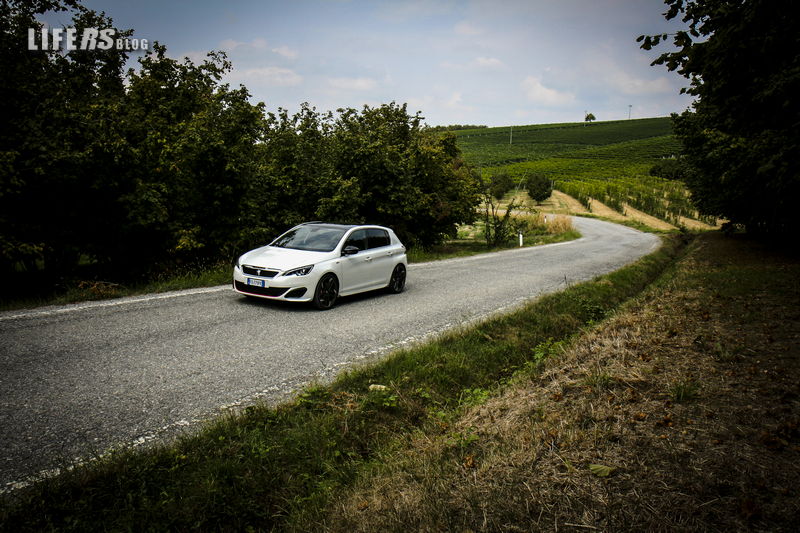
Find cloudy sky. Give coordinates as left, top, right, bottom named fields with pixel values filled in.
left=68, top=0, right=693, bottom=126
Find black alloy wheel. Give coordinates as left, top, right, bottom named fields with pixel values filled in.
left=387, top=263, right=406, bottom=294
left=313, top=273, right=339, bottom=310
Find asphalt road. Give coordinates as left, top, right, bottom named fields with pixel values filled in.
left=0, top=217, right=660, bottom=491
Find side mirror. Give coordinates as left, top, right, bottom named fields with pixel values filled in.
left=342, top=245, right=360, bottom=256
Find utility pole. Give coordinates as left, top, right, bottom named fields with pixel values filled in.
left=628, top=104, right=632, bottom=120
left=509, top=125, right=513, bottom=145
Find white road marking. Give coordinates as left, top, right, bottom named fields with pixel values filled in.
left=0, top=285, right=229, bottom=322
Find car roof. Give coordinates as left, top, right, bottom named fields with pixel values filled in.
left=299, top=222, right=389, bottom=231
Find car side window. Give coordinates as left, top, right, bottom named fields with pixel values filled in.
left=344, top=229, right=367, bottom=251
left=366, top=229, right=390, bottom=249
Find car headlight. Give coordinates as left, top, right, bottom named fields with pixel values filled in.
left=234, top=256, right=243, bottom=269
left=283, top=265, right=314, bottom=277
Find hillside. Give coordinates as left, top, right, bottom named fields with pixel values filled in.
left=453, top=117, right=716, bottom=228
left=455, top=117, right=675, bottom=167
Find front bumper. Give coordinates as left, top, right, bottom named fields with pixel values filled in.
left=232, top=267, right=314, bottom=302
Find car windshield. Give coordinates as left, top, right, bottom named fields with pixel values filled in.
left=270, top=225, right=348, bottom=252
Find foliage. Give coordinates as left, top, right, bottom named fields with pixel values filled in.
left=481, top=192, right=521, bottom=248
left=0, top=1, right=479, bottom=285
left=1, top=0, right=131, bottom=272
left=488, top=170, right=515, bottom=200
left=524, top=173, right=553, bottom=204
left=322, top=103, right=481, bottom=248
left=639, top=0, right=800, bottom=235
left=584, top=112, right=596, bottom=123
left=0, top=0, right=265, bottom=277
left=649, top=157, right=688, bottom=180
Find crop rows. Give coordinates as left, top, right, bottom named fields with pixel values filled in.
left=457, top=118, right=715, bottom=227
left=554, top=176, right=716, bottom=226
left=455, top=117, right=675, bottom=166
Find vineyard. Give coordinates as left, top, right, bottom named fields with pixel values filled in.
left=454, top=117, right=716, bottom=228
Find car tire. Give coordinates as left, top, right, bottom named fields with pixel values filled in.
left=386, top=264, right=406, bottom=294
left=313, top=273, right=339, bottom=310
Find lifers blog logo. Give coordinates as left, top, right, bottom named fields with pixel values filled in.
left=28, top=27, right=149, bottom=51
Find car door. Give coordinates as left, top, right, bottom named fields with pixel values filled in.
left=365, top=228, right=395, bottom=288
left=339, top=229, right=373, bottom=293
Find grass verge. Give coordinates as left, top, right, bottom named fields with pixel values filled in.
left=0, top=233, right=683, bottom=531
left=317, top=234, right=800, bottom=531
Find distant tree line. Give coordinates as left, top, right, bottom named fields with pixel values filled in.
left=0, top=0, right=481, bottom=279
left=425, top=124, right=488, bottom=133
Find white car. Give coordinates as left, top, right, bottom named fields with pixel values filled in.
left=233, top=222, right=408, bottom=309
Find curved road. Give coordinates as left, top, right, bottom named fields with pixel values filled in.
left=0, top=217, right=660, bottom=490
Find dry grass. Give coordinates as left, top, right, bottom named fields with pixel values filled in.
left=542, top=190, right=590, bottom=215
left=317, top=234, right=800, bottom=532
left=622, top=203, right=677, bottom=231
left=678, top=215, right=719, bottom=231
left=543, top=189, right=719, bottom=232
left=511, top=211, right=574, bottom=236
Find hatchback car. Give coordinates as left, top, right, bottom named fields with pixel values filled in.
left=233, top=222, right=408, bottom=309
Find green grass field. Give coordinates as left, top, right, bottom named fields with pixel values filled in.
left=455, top=117, right=675, bottom=167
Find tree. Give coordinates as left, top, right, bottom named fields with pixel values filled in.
left=0, top=0, right=266, bottom=276
left=584, top=112, right=596, bottom=124
left=524, top=173, right=553, bottom=204
left=119, top=45, right=265, bottom=267
left=0, top=0, right=132, bottom=273
left=481, top=177, right=521, bottom=248
left=639, top=0, right=800, bottom=235
left=488, top=171, right=515, bottom=201
left=649, top=158, right=688, bottom=181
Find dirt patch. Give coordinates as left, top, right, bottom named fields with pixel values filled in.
left=321, top=235, right=800, bottom=532
left=588, top=198, right=628, bottom=222
left=623, top=203, right=677, bottom=231
left=540, top=189, right=590, bottom=215
left=678, top=215, right=719, bottom=231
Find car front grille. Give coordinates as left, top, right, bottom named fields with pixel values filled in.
left=242, top=265, right=279, bottom=278
left=234, top=281, right=289, bottom=298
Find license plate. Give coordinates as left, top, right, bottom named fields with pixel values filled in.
left=247, top=278, right=267, bottom=288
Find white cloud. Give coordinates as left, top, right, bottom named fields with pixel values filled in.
left=442, top=56, right=507, bottom=70
left=220, top=38, right=268, bottom=51
left=271, top=45, right=298, bottom=59
left=446, top=92, right=463, bottom=107
left=219, top=39, right=244, bottom=51
left=241, top=67, right=303, bottom=86
left=220, top=38, right=296, bottom=60
left=521, top=76, right=575, bottom=106
left=328, top=77, right=378, bottom=91
left=474, top=56, right=505, bottom=69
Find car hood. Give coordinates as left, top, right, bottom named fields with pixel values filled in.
left=240, top=246, right=333, bottom=272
